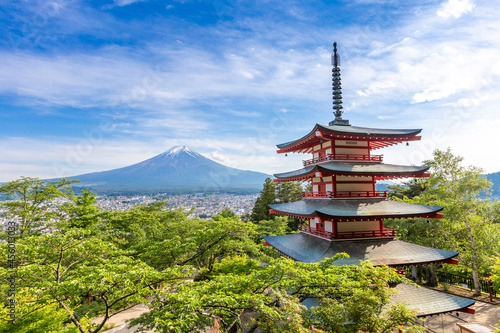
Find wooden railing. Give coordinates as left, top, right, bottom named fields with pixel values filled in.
left=299, top=225, right=334, bottom=239
left=335, top=191, right=387, bottom=198
left=303, top=153, right=383, bottom=166
left=335, top=228, right=396, bottom=239
left=299, top=225, right=396, bottom=240
left=302, top=191, right=387, bottom=199
left=302, top=191, right=334, bottom=198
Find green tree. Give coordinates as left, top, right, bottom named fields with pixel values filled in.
left=275, top=182, right=303, bottom=203
left=106, top=204, right=259, bottom=274
left=0, top=177, right=78, bottom=236
left=130, top=256, right=420, bottom=333
left=250, top=178, right=276, bottom=222
left=389, top=148, right=500, bottom=295
left=251, top=179, right=303, bottom=230
left=61, top=189, right=101, bottom=230
left=387, top=178, right=428, bottom=200
left=0, top=229, right=184, bottom=333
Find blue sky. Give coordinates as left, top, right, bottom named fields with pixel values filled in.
left=1, top=0, right=499, bottom=181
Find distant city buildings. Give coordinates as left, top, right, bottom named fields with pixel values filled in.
left=0, top=193, right=258, bottom=232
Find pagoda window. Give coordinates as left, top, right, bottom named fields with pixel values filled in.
left=325, top=220, right=333, bottom=233
left=336, top=182, right=373, bottom=192
left=337, top=220, right=379, bottom=233
left=335, top=140, right=369, bottom=147
left=335, top=146, right=369, bottom=156
left=310, top=217, right=319, bottom=229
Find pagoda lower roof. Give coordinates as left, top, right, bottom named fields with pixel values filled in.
left=391, top=284, right=476, bottom=317
left=274, top=162, right=429, bottom=181
left=302, top=283, right=475, bottom=317
left=277, top=124, right=422, bottom=153
left=269, top=199, right=443, bottom=219
left=263, top=233, right=458, bottom=265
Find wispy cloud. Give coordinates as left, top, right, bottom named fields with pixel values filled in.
left=1, top=0, right=500, bottom=181
left=437, top=0, right=475, bottom=18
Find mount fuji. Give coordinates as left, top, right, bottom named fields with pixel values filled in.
left=69, top=146, right=270, bottom=194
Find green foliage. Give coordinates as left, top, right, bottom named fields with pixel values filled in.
left=130, top=257, right=417, bottom=333
left=250, top=178, right=276, bottom=222
left=0, top=301, right=80, bottom=333
left=106, top=204, right=259, bottom=272
left=251, top=178, right=303, bottom=230
left=253, top=290, right=310, bottom=333
left=210, top=255, right=262, bottom=277
left=387, top=178, right=428, bottom=200
left=275, top=182, right=303, bottom=203
left=388, top=148, right=500, bottom=295
left=0, top=177, right=78, bottom=236
left=254, top=216, right=289, bottom=238
left=61, top=189, right=101, bottom=230
left=0, top=228, right=182, bottom=333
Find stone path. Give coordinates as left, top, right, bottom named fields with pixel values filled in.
left=90, top=303, right=154, bottom=333
left=422, top=299, right=500, bottom=332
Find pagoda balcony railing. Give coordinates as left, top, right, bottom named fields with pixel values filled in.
left=299, top=225, right=396, bottom=240
left=302, top=191, right=387, bottom=199
left=302, top=191, right=334, bottom=198
left=303, top=153, right=383, bottom=166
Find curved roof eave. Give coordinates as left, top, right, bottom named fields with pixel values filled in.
left=269, top=199, right=444, bottom=219
left=263, top=233, right=458, bottom=266
left=276, top=124, right=422, bottom=149
left=273, top=162, right=430, bottom=180
left=301, top=284, right=475, bottom=318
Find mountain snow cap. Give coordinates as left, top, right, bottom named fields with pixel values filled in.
left=161, top=145, right=199, bottom=158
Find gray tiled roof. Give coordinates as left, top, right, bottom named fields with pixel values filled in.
left=301, top=284, right=475, bottom=317
left=391, top=284, right=476, bottom=317
left=270, top=199, right=443, bottom=218
left=274, top=162, right=429, bottom=179
left=277, top=124, right=422, bottom=149
left=263, top=233, right=458, bottom=265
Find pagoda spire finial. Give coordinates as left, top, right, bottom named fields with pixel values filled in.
left=329, top=42, right=350, bottom=126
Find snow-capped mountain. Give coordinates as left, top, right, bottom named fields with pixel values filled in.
left=69, top=146, right=270, bottom=194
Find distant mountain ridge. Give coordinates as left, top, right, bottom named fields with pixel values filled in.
left=69, top=146, right=270, bottom=194
left=487, top=172, right=500, bottom=197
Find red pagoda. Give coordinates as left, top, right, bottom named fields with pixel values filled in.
left=263, top=43, right=476, bottom=318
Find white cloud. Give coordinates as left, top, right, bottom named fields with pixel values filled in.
left=437, top=0, right=475, bottom=18
left=113, top=0, right=146, bottom=6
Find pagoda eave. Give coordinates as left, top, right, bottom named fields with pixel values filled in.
left=270, top=208, right=444, bottom=221
left=273, top=162, right=431, bottom=182
left=269, top=199, right=444, bottom=220
left=277, top=124, right=422, bottom=154
left=263, top=234, right=458, bottom=266
left=274, top=172, right=431, bottom=183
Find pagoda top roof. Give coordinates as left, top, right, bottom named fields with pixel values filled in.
left=269, top=199, right=443, bottom=219
left=302, top=283, right=475, bottom=317
left=277, top=124, right=422, bottom=152
left=274, top=162, right=429, bottom=181
left=263, top=233, right=457, bottom=265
